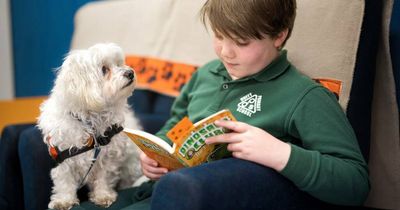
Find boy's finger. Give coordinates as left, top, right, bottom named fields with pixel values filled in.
left=143, top=170, right=163, bottom=180
left=143, top=163, right=168, bottom=174
left=205, top=132, right=240, bottom=144
left=227, top=142, right=242, bottom=152
left=214, top=120, right=247, bottom=133
left=141, top=153, right=159, bottom=166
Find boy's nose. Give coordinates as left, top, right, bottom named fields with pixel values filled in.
left=220, top=43, right=235, bottom=59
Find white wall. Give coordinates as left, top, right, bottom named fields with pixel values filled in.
left=0, top=0, right=14, bottom=100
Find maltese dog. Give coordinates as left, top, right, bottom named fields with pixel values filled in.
left=38, top=43, right=143, bottom=210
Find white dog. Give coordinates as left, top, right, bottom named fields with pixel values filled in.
left=37, top=43, right=143, bottom=210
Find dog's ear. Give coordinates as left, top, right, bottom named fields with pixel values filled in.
left=54, top=51, right=105, bottom=111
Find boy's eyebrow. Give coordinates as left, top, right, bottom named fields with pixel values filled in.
left=230, top=36, right=250, bottom=43
left=232, top=37, right=249, bottom=41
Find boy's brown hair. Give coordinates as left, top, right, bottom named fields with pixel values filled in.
left=200, top=0, right=296, bottom=47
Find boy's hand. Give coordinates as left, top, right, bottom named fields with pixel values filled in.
left=140, top=152, right=168, bottom=180
left=205, top=120, right=291, bottom=171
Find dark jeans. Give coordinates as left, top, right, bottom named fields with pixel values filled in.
left=74, top=158, right=348, bottom=210
left=1, top=125, right=363, bottom=210
left=151, top=158, right=343, bottom=210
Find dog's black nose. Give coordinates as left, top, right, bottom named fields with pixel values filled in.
left=123, top=70, right=134, bottom=80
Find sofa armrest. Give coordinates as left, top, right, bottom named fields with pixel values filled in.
left=0, top=124, right=35, bottom=210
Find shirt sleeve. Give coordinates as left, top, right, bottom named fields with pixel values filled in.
left=280, top=86, right=370, bottom=205
left=155, top=71, right=199, bottom=145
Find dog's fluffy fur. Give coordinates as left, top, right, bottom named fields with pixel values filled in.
left=38, top=43, right=142, bottom=210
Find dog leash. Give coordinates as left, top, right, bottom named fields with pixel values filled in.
left=78, top=144, right=101, bottom=188
left=77, top=124, right=124, bottom=188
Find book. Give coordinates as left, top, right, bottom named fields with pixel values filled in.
left=123, top=109, right=236, bottom=170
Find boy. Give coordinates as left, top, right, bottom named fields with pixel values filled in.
left=74, top=0, right=369, bottom=209
left=143, top=0, right=369, bottom=209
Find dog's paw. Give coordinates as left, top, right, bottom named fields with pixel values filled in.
left=48, top=198, right=79, bottom=210
left=89, top=191, right=117, bottom=208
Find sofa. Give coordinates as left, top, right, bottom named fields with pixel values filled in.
left=1, top=0, right=398, bottom=210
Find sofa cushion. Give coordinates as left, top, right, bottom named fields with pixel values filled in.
left=285, top=0, right=365, bottom=110
left=129, top=90, right=174, bottom=134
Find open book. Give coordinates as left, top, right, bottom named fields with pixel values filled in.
left=124, top=109, right=236, bottom=170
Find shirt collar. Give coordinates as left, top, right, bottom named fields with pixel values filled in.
left=211, top=50, right=290, bottom=82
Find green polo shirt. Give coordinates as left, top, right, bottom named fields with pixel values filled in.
left=156, top=50, right=369, bottom=205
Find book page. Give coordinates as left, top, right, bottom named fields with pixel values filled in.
left=124, top=129, right=184, bottom=170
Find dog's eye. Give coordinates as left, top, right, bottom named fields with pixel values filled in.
left=102, top=66, right=110, bottom=75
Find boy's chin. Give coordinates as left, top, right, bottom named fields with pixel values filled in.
left=225, top=69, right=246, bottom=80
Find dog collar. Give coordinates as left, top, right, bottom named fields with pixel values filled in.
left=46, top=124, right=123, bottom=164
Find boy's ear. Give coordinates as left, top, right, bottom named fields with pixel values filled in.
left=273, top=29, right=289, bottom=49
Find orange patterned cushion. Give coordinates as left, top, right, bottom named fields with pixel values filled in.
left=126, top=55, right=198, bottom=97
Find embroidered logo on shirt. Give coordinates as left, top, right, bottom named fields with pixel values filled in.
left=237, top=93, right=262, bottom=117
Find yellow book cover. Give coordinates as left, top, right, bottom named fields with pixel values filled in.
left=123, top=109, right=236, bottom=170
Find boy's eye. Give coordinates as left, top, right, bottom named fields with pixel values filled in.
left=102, top=66, right=110, bottom=75
left=236, top=41, right=249, bottom=47
left=235, top=39, right=250, bottom=46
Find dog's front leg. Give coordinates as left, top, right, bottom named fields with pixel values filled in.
left=48, top=164, right=80, bottom=210
left=87, top=170, right=118, bottom=208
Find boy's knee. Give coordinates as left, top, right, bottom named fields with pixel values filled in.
left=156, top=171, right=203, bottom=195
left=152, top=171, right=204, bottom=209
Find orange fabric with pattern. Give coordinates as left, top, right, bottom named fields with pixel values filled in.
left=313, top=78, right=342, bottom=99
left=126, top=56, right=198, bottom=97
